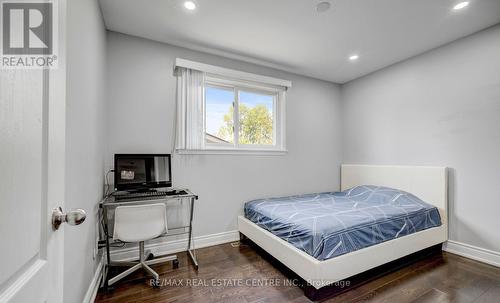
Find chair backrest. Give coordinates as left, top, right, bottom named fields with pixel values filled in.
left=113, top=203, right=168, bottom=242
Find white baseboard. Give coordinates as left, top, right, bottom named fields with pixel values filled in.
left=87, top=235, right=500, bottom=302
left=110, top=230, right=240, bottom=262
left=444, top=240, right=500, bottom=268
left=82, top=255, right=104, bottom=303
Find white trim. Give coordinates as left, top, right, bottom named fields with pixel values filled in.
left=110, top=231, right=240, bottom=262
left=0, top=260, right=47, bottom=303
left=205, top=76, right=284, bottom=93
left=176, top=149, right=287, bottom=156
left=444, top=240, right=500, bottom=268
left=233, top=87, right=240, bottom=147
left=175, top=58, right=292, bottom=88
left=82, top=255, right=104, bottom=303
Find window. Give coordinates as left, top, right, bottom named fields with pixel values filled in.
left=204, top=78, right=281, bottom=150
left=205, top=85, right=234, bottom=145
left=175, top=59, right=289, bottom=154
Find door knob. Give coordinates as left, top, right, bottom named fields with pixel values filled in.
left=52, top=207, right=86, bottom=230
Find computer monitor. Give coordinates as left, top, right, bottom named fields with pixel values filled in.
left=114, top=154, right=172, bottom=191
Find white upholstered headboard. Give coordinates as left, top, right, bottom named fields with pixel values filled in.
left=341, top=164, right=448, bottom=227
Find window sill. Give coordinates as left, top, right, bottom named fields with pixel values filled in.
left=176, top=148, right=288, bottom=156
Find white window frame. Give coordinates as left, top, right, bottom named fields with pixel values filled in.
left=203, top=75, right=286, bottom=154
left=175, top=58, right=289, bottom=155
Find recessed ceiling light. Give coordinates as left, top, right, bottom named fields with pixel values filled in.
left=184, top=1, right=197, bottom=10
left=349, top=55, right=359, bottom=61
left=453, top=2, right=469, bottom=10
left=316, top=1, right=331, bottom=13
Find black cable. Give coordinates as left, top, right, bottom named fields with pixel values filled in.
left=104, top=169, right=115, bottom=197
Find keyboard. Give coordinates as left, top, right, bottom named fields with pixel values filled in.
left=113, top=190, right=188, bottom=201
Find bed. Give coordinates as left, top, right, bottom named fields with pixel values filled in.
left=238, top=164, right=448, bottom=295
left=244, top=185, right=442, bottom=261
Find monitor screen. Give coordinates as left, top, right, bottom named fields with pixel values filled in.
left=114, top=154, right=171, bottom=190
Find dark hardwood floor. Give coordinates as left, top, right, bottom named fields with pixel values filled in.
left=96, top=242, right=500, bottom=303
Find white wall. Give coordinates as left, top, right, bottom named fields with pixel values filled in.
left=106, top=32, right=343, bottom=238
left=65, top=0, right=107, bottom=302
left=341, top=25, right=500, bottom=253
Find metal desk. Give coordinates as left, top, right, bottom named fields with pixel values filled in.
left=99, top=189, right=198, bottom=288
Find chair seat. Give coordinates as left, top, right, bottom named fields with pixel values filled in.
left=113, top=203, right=168, bottom=243
left=108, top=203, right=176, bottom=287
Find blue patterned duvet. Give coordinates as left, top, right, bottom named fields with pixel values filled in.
left=244, top=185, right=441, bottom=261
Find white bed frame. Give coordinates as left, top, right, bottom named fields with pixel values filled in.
left=238, top=164, right=448, bottom=289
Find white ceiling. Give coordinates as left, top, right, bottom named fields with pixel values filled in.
left=99, top=0, right=500, bottom=83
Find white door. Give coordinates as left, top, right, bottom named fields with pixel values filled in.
left=0, top=1, right=68, bottom=302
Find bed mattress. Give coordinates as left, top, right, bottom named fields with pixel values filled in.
left=244, top=185, right=442, bottom=261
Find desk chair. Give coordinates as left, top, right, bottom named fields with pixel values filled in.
left=108, top=203, right=178, bottom=286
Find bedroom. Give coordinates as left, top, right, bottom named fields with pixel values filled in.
left=1, top=0, right=499, bottom=302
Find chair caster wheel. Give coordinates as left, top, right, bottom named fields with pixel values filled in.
left=146, top=252, right=154, bottom=261
left=172, top=259, right=179, bottom=269
left=152, top=279, right=160, bottom=289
